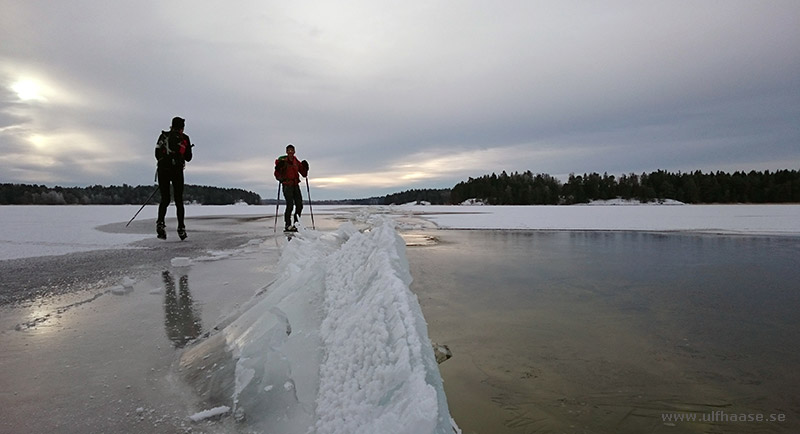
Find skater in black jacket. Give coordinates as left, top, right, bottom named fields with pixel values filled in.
left=155, top=116, right=193, bottom=240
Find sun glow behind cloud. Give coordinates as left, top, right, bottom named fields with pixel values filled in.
left=2, top=65, right=87, bottom=107
left=15, top=130, right=138, bottom=178
left=26, top=132, right=95, bottom=154
left=311, top=144, right=579, bottom=190
left=193, top=146, right=551, bottom=192
left=0, top=60, right=138, bottom=184
left=11, top=79, right=47, bottom=102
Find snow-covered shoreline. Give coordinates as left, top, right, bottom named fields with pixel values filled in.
left=2, top=204, right=799, bottom=261
left=397, top=203, right=800, bottom=235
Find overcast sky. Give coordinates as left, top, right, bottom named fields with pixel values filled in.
left=2, top=1, right=799, bottom=200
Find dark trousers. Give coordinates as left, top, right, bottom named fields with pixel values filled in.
left=157, top=166, right=186, bottom=228
left=282, top=184, right=303, bottom=227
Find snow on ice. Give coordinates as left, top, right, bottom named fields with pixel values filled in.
left=170, top=257, right=192, bottom=267
left=188, top=405, right=231, bottom=422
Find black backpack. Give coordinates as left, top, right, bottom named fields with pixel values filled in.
left=157, top=131, right=171, bottom=155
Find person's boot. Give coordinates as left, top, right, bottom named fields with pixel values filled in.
left=177, top=226, right=187, bottom=241
left=156, top=221, right=167, bottom=239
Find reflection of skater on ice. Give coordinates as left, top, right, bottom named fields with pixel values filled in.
left=162, top=271, right=202, bottom=348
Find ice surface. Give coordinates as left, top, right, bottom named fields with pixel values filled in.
left=2, top=204, right=799, bottom=261
left=4, top=203, right=799, bottom=432
left=183, top=220, right=456, bottom=433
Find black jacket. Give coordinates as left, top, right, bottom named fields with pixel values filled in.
left=155, top=130, right=193, bottom=168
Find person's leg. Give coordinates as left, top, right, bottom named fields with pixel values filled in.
left=282, top=184, right=295, bottom=229
left=173, top=169, right=188, bottom=239
left=173, top=169, right=185, bottom=229
left=293, top=185, right=304, bottom=222
left=157, top=168, right=171, bottom=238
left=157, top=169, right=171, bottom=223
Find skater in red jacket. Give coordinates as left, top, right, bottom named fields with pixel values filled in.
left=274, top=144, right=308, bottom=231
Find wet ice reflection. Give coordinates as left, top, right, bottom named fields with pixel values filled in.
left=161, top=270, right=202, bottom=348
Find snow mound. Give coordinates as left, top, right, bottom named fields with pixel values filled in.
left=315, top=222, right=447, bottom=434
left=181, top=220, right=456, bottom=434
left=582, top=197, right=686, bottom=206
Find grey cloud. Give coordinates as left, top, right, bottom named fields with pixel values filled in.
left=1, top=1, right=798, bottom=200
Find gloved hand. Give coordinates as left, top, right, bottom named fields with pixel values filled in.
left=301, top=160, right=309, bottom=172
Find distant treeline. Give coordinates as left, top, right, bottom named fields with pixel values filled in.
left=451, top=169, right=800, bottom=205
left=312, top=188, right=452, bottom=206
left=0, top=183, right=262, bottom=205
left=320, top=169, right=799, bottom=206
left=3, top=169, right=798, bottom=206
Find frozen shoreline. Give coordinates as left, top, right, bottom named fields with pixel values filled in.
left=392, top=203, right=800, bottom=235
left=3, top=203, right=799, bottom=262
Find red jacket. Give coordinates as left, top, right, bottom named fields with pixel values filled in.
left=274, top=155, right=308, bottom=186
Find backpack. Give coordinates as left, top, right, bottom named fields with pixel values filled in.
left=156, top=130, right=190, bottom=165
left=157, top=131, right=171, bottom=155
left=274, top=156, right=288, bottom=182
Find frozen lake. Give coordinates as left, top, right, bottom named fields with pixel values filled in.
left=1, top=204, right=799, bottom=433
left=408, top=230, right=800, bottom=433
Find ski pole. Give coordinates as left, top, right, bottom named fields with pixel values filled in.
left=273, top=182, right=281, bottom=233
left=305, top=176, right=315, bottom=230
left=126, top=184, right=159, bottom=227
